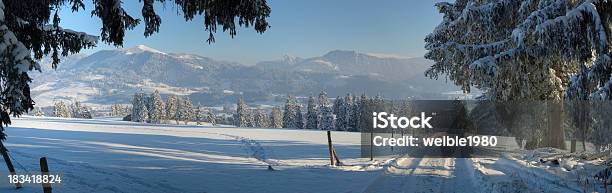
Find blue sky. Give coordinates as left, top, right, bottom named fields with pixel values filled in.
left=59, top=0, right=445, bottom=64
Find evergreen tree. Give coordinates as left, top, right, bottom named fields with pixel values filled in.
left=139, top=104, right=149, bottom=123
left=143, top=95, right=152, bottom=122
left=195, top=104, right=204, bottom=125
left=148, top=90, right=165, bottom=124
left=175, top=97, right=183, bottom=124
left=207, top=110, right=217, bottom=126
left=350, top=95, right=362, bottom=132
left=295, top=104, right=303, bottom=129
left=318, top=91, right=334, bottom=130
left=131, top=92, right=148, bottom=122
left=254, top=110, right=270, bottom=128
left=283, top=95, right=300, bottom=129
left=346, top=93, right=359, bottom=132
left=71, top=100, right=82, bottom=118
left=166, top=95, right=179, bottom=123
left=425, top=0, right=612, bottom=100
left=235, top=97, right=249, bottom=127
left=245, top=109, right=256, bottom=127
left=335, top=97, right=347, bottom=131
left=53, top=101, right=70, bottom=118
left=270, top=106, right=283, bottom=128
left=333, top=96, right=341, bottom=115
left=356, top=94, right=370, bottom=132
left=131, top=93, right=140, bottom=122
left=178, top=97, right=194, bottom=124
left=305, top=96, right=319, bottom=130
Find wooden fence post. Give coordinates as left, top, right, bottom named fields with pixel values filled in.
left=327, top=131, right=335, bottom=166
left=40, top=157, right=52, bottom=193
left=332, top=146, right=341, bottom=166
left=0, top=142, right=21, bottom=189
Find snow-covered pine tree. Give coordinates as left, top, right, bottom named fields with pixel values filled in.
left=139, top=104, right=149, bottom=123
left=305, top=96, right=319, bottom=129
left=318, top=91, right=335, bottom=130
left=425, top=0, right=612, bottom=101
left=254, top=110, right=270, bottom=128
left=149, top=90, right=165, bottom=124
left=179, top=97, right=194, bottom=125
left=111, top=104, right=119, bottom=117
left=195, top=104, right=203, bottom=125
left=333, top=96, right=341, bottom=115
left=62, top=102, right=71, bottom=118
left=174, top=96, right=184, bottom=124
left=345, top=93, right=359, bottom=132
left=356, top=94, right=371, bottom=132
left=340, top=93, right=354, bottom=131
left=207, top=110, right=217, bottom=126
left=349, top=94, right=362, bottom=132
left=342, top=93, right=356, bottom=131
left=335, top=97, right=347, bottom=131
left=424, top=0, right=612, bottom=149
left=235, top=97, right=249, bottom=127
left=144, top=95, right=152, bottom=122
left=71, top=100, right=82, bottom=118
left=131, top=93, right=140, bottom=122
left=283, top=95, right=300, bottom=129
left=270, top=106, right=283, bottom=128
left=295, top=104, right=303, bottom=129
left=166, top=95, right=179, bottom=124
left=243, top=107, right=250, bottom=127
left=53, top=102, right=60, bottom=117
left=53, top=101, right=70, bottom=118
left=131, top=92, right=148, bottom=122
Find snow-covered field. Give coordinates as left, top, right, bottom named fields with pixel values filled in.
left=0, top=116, right=609, bottom=193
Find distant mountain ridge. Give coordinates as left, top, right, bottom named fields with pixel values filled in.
left=257, top=50, right=429, bottom=81
left=29, top=45, right=458, bottom=107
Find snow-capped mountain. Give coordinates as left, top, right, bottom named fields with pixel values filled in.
left=63, top=44, right=242, bottom=86
left=257, top=50, right=430, bottom=81
left=29, top=45, right=457, bottom=107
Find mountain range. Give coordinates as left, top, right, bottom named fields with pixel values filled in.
left=29, top=45, right=460, bottom=108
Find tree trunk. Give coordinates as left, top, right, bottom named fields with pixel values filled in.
left=570, top=139, right=576, bottom=153
left=547, top=101, right=565, bottom=149
left=1, top=142, right=22, bottom=189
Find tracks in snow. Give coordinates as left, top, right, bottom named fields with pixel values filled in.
left=362, top=157, right=481, bottom=193
left=214, top=133, right=280, bottom=166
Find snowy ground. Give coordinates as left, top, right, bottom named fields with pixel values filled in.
left=0, top=116, right=609, bottom=193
